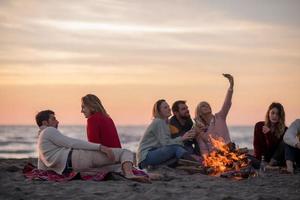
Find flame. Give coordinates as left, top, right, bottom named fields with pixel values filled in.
left=203, top=136, right=248, bottom=176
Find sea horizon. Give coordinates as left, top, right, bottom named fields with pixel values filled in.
left=0, top=125, right=255, bottom=159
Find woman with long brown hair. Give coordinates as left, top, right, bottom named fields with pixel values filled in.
left=81, top=94, right=121, bottom=148
left=253, top=102, right=287, bottom=166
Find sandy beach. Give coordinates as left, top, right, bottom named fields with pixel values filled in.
left=0, top=158, right=299, bottom=200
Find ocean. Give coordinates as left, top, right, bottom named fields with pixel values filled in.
left=0, top=125, right=254, bottom=158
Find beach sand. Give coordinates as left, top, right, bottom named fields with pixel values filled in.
left=0, top=158, right=299, bottom=200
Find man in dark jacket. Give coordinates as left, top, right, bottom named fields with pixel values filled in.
left=169, top=100, right=200, bottom=155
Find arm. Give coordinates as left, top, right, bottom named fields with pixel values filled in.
left=194, top=119, right=209, bottom=143
left=284, top=119, right=300, bottom=148
left=253, top=122, right=265, bottom=160
left=197, top=136, right=209, bottom=156
left=155, top=120, right=183, bottom=146
left=104, top=119, right=122, bottom=148
left=218, top=74, right=234, bottom=119
left=263, top=129, right=275, bottom=148
left=43, top=127, right=100, bottom=150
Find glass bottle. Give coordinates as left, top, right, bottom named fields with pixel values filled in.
left=259, top=155, right=267, bottom=176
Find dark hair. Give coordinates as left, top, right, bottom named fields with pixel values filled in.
left=152, top=99, right=166, bottom=118
left=171, top=100, right=186, bottom=113
left=35, top=110, right=55, bottom=127
left=264, top=102, right=286, bottom=138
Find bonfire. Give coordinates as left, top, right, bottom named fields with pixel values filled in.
left=203, top=136, right=256, bottom=179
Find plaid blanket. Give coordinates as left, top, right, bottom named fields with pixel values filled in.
left=23, top=163, right=148, bottom=182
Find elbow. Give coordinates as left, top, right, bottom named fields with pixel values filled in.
left=283, top=134, right=290, bottom=144
left=283, top=134, right=287, bottom=143
left=283, top=134, right=296, bottom=147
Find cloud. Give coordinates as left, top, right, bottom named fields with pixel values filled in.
left=0, top=0, right=299, bottom=86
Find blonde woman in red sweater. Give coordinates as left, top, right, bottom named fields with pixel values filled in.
left=81, top=94, right=122, bottom=148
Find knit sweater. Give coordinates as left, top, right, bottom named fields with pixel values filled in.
left=253, top=121, right=287, bottom=160
left=136, top=118, right=183, bottom=165
left=37, top=126, right=100, bottom=174
left=87, top=112, right=121, bottom=148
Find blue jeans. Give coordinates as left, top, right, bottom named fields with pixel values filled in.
left=140, top=144, right=187, bottom=168
left=285, top=143, right=300, bottom=163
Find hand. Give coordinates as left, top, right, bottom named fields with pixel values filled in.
left=262, top=125, right=270, bottom=134
left=100, top=145, right=115, bottom=161
left=194, top=127, right=209, bottom=142
left=197, top=121, right=206, bottom=131
left=181, top=130, right=196, bottom=141
left=223, top=73, right=234, bottom=89
left=195, top=118, right=206, bottom=130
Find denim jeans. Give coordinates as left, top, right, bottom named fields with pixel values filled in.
left=285, top=143, right=300, bottom=164
left=140, top=144, right=187, bottom=168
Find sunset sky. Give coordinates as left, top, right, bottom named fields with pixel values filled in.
left=0, top=0, right=299, bottom=126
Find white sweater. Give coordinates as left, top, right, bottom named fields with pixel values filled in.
left=37, top=127, right=100, bottom=174
left=283, top=119, right=300, bottom=147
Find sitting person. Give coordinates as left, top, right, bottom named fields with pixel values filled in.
left=194, top=74, right=234, bottom=156
left=36, top=110, right=149, bottom=182
left=81, top=94, right=122, bottom=148
left=253, top=102, right=287, bottom=166
left=169, top=100, right=200, bottom=155
left=137, top=99, right=197, bottom=169
left=284, top=119, right=300, bottom=173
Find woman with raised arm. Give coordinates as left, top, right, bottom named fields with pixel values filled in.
left=194, top=74, right=234, bottom=156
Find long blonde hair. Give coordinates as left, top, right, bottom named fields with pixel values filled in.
left=81, top=94, right=108, bottom=116
left=194, top=101, right=211, bottom=126
left=265, top=102, right=286, bottom=138
left=152, top=99, right=166, bottom=119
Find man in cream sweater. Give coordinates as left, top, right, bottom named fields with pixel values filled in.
left=36, top=110, right=150, bottom=182
left=283, top=119, right=300, bottom=173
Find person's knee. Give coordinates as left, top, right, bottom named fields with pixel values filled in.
left=118, top=149, right=134, bottom=162
left=121, top=148, right=134, bottom=155
left=285, top=144, right=297, bottom=160
left=174, top=146, right=187, bottom=158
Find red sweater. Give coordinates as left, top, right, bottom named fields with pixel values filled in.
left=86, top=112, right=122, bottom=148
left=253, top=121, right=286, bottom=161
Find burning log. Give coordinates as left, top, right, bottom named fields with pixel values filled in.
left=220, top=166, right=257, bottom=179
left=203, top=136, right=255, bottom=179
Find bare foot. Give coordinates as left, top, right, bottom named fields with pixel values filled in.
left=286, top=160, right=294, bottom=174
left=280, top=168, right=294, bottom=174
left=286, top=167, right=294, bottom=174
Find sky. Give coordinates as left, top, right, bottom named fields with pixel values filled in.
left=0, top=0, right=299, bottom=126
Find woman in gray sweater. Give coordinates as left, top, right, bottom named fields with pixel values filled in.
left=137, top=99, right=196, bottom=169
